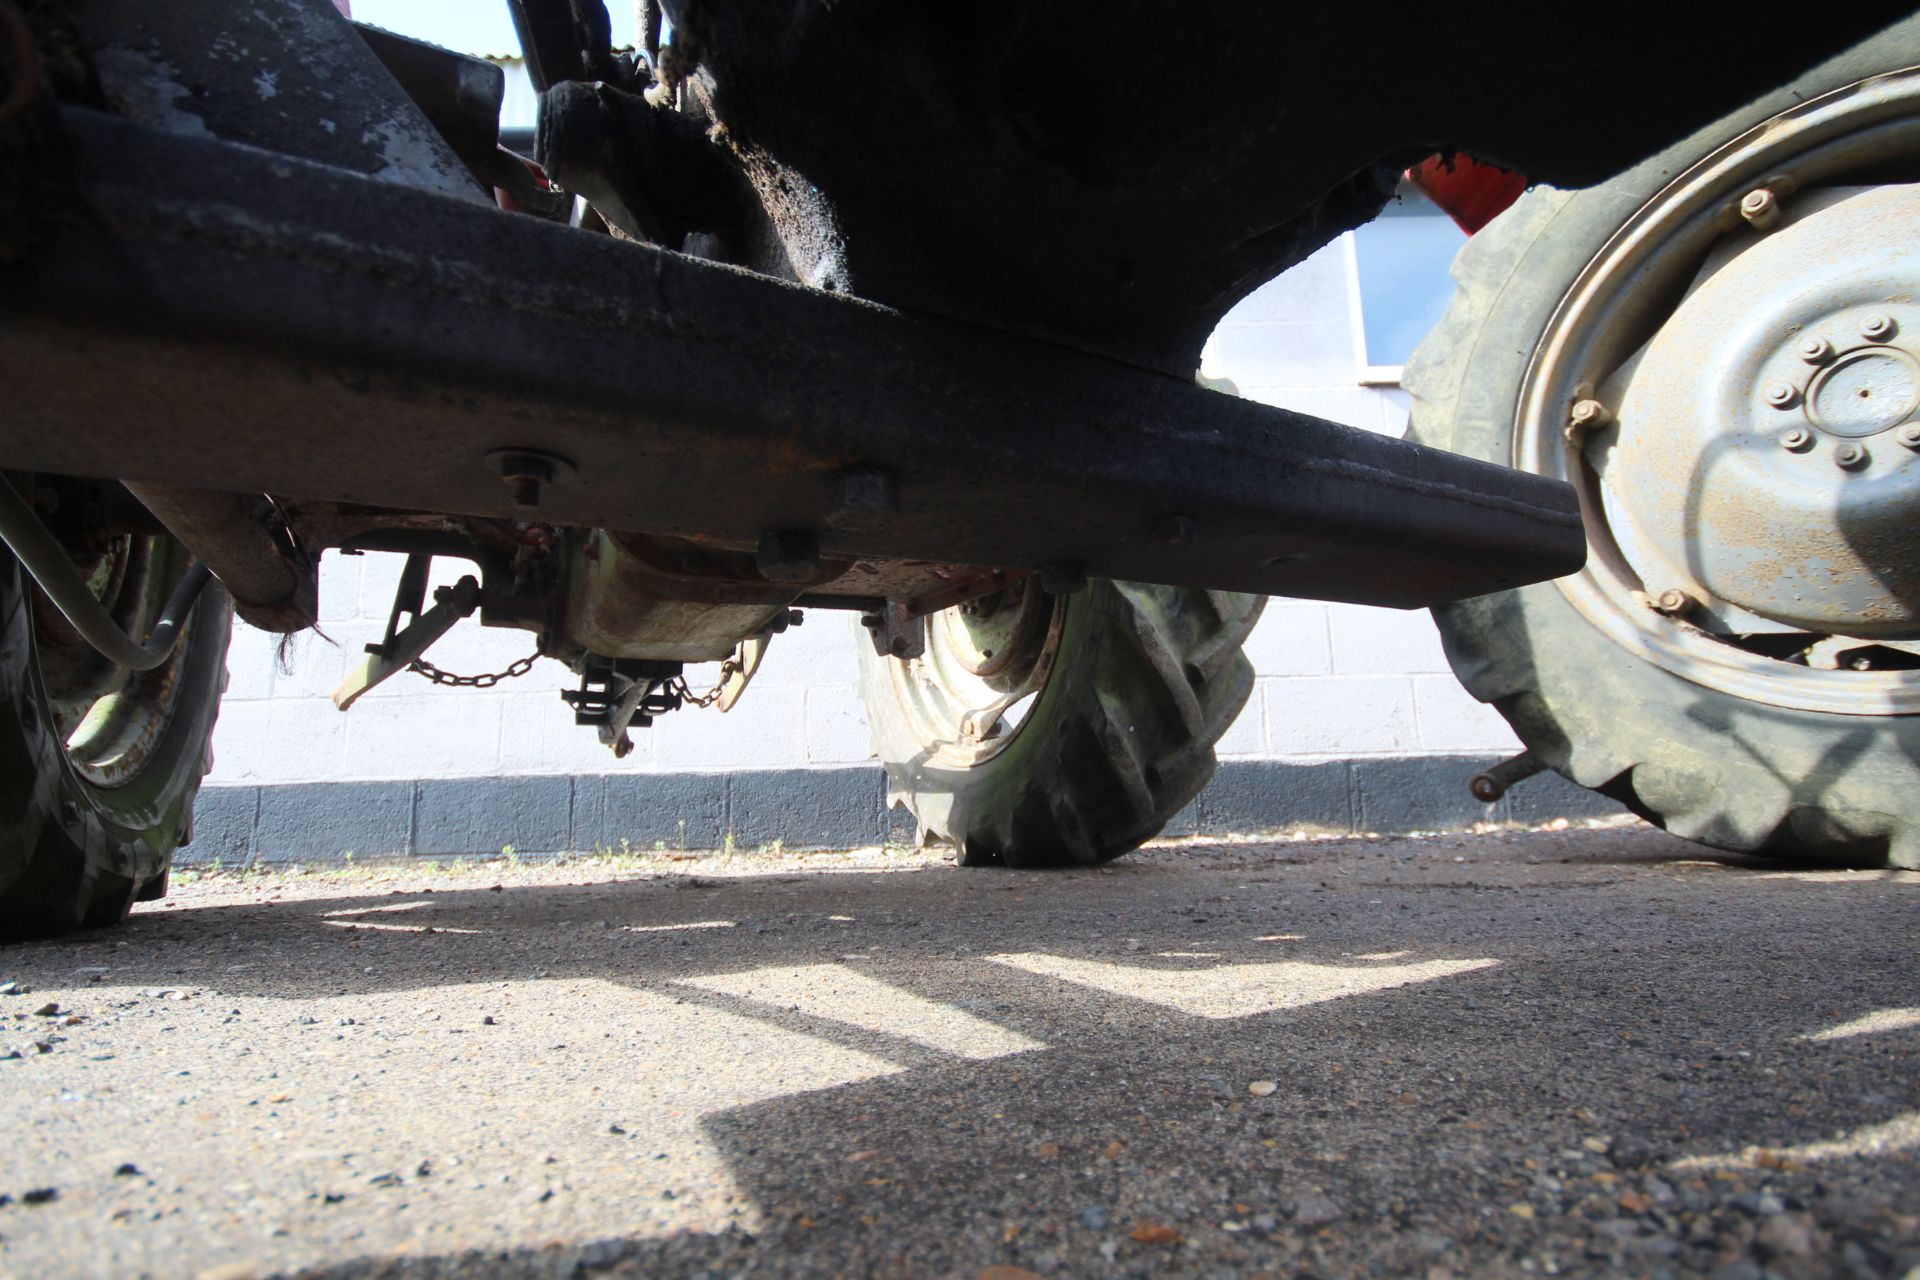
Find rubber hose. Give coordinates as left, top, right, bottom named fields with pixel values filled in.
left=0, top=477, right=216, bottom=671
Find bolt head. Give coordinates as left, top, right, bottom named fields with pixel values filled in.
left=1763, top=382, right=1798, bottom=408
left=506, top=475, right=542, bottom=510
left=1780, top=427, right=1812, bottom=451
left=1861, top=313, right=1896, bottom=342
left=1834, top=442, right=1868, bottom=469
left=1896, top=422, right=1920, bottom=449
left=1569, top=398, right=1609, bottom=426
left=1799, top=336, right=1835, bottom=365
left=1739, top=187, right=1781, bottom=230
left=1654, top=588, right=1691, bottom=615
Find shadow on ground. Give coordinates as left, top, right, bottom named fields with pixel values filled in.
left=4, top=826, right=1917, bottom=1279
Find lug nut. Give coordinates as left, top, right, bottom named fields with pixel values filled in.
left=1861, top=313, right=1897, bottom=342
left=1739, top=187, right=1782, bottom=231
left=1799, top=336, right=1835, bottom=365
left=1564, top=398, right=1611, bottom=441
left=1896, top=422, right=1920, bottom=449
left=1650, top=588, right=1695, bottom=617
left=1834, top=442, right=1869, bottom=469
left=1764, top=382, right=1798, bottom=408
left=1779, top=427, right=1813, bottom=451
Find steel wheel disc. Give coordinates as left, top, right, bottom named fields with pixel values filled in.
left=1521, top=65, right=1920, bottom=715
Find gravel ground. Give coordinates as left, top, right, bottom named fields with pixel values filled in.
left=0, top=819, right=1915, bottom=1280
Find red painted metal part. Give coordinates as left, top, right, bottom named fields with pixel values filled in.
left=1407, top=154, right=1530, bottom=234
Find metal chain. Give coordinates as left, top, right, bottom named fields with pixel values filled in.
left=670, top=652, right=743, bottom=710
left=407, top=652, right=540, bottom=689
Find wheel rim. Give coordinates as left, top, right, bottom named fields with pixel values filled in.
left=884, top=579, right=1066, bottom=767
left=29, top=526, right=196, bottom=787
left=1522, top=65, right=1920, bottom=716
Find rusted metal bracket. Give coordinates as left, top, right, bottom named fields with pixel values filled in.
left=1469, top=751, right=1546, bottom=803
left=332, top=556, right=481, bottom=710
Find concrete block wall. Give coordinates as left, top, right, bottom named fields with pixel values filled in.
left=194, top=237, right=1591, bottom=860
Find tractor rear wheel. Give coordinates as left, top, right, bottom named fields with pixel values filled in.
left=1405, top=20, right=1920, bottom=866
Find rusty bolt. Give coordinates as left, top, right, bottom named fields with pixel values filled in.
left=1650, top=588, right=1694, bottom=617
left=1739, top=187, right=1782, bottom=231
left=487, top=449, right=574, bottom=513
left=1834, top=442, right=1869, bottom=470
left=1861, top=313, right=1896, bottom=342
left=1799, top=336, right=1835, bottom=365
left=1896, top=422, right=1920, bottom=449
left=1764, top=383, right=1798, bottom=408
left=1779, top=427, right=1813, bottom=451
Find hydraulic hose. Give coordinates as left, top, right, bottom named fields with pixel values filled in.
left=0, top=477, right=216, bottom=671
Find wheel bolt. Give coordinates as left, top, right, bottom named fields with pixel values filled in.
left=1764, top=383, right=1798, bottom=408
left=1564, top=398, right=1611, bottom=441
left=1834, top=442, right=1868, bottom=469
left=1861, top=313, right=1897, bottom=342
left=1897, top=422, right=1920, bottom=449
left=1779, top=427, right=1812, bottom=451
left=1799, top=336, right=1834, bottom=365
left=1651, top=588, right=1694, bottom=617
left=1739, top=187, right=1781, bottom=231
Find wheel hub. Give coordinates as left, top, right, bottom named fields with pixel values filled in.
left=1611, top=183, right=1920, bottom=637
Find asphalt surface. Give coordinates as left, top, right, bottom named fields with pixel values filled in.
left=0, top=820, right=1915, bottom=1280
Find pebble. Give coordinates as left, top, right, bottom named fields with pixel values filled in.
left=1755, top=1212, right=1820, bottom=1257
left=1079, top=1206, right=1109, bottom=1231
left=20, top=1188, right=58, bottom=1205
left=32, top=1002, right=58, bottom=1017
left=577, top=1240, right=627, bottom=1270
left=1290, top=1192, right=1344, bottom=1226
left=1247, top=1080, right=1277, bottom=1097
left=0, top=981, right=25, bottom=996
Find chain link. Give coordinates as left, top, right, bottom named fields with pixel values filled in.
left=669, top=652, right=743, bottom=709
left=407, top=652, right=540, bottom=689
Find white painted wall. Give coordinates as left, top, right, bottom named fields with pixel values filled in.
left=205, top=237, right=1519, bottom=786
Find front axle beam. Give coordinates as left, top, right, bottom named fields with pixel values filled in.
left=0, top=109, right=1585, bottom=609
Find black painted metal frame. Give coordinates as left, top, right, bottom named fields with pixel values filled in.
left=0, top=109, right=1584, bottom=609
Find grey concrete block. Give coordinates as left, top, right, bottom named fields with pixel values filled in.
left=576, top=773, right=727, bottom=852
left=414, top=776, right=571, bottom=857
left=183, top=786, right=256, bottom=865
left=883, top=794, right=919, bottom=846
left=1161, top=795, right=1202, bottom=839
left=254, top=781, right=412, bottom=862
left=1198, top=760, right=1352, bottom=835
left=1506, top=766, right=1629, bottom=826
left=729, top=768, right=885, bottom=850
left=1354, top=754, right=1500, bottom=834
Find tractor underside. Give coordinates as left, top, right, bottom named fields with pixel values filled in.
left=0, top=0, right=1906, bottom=737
